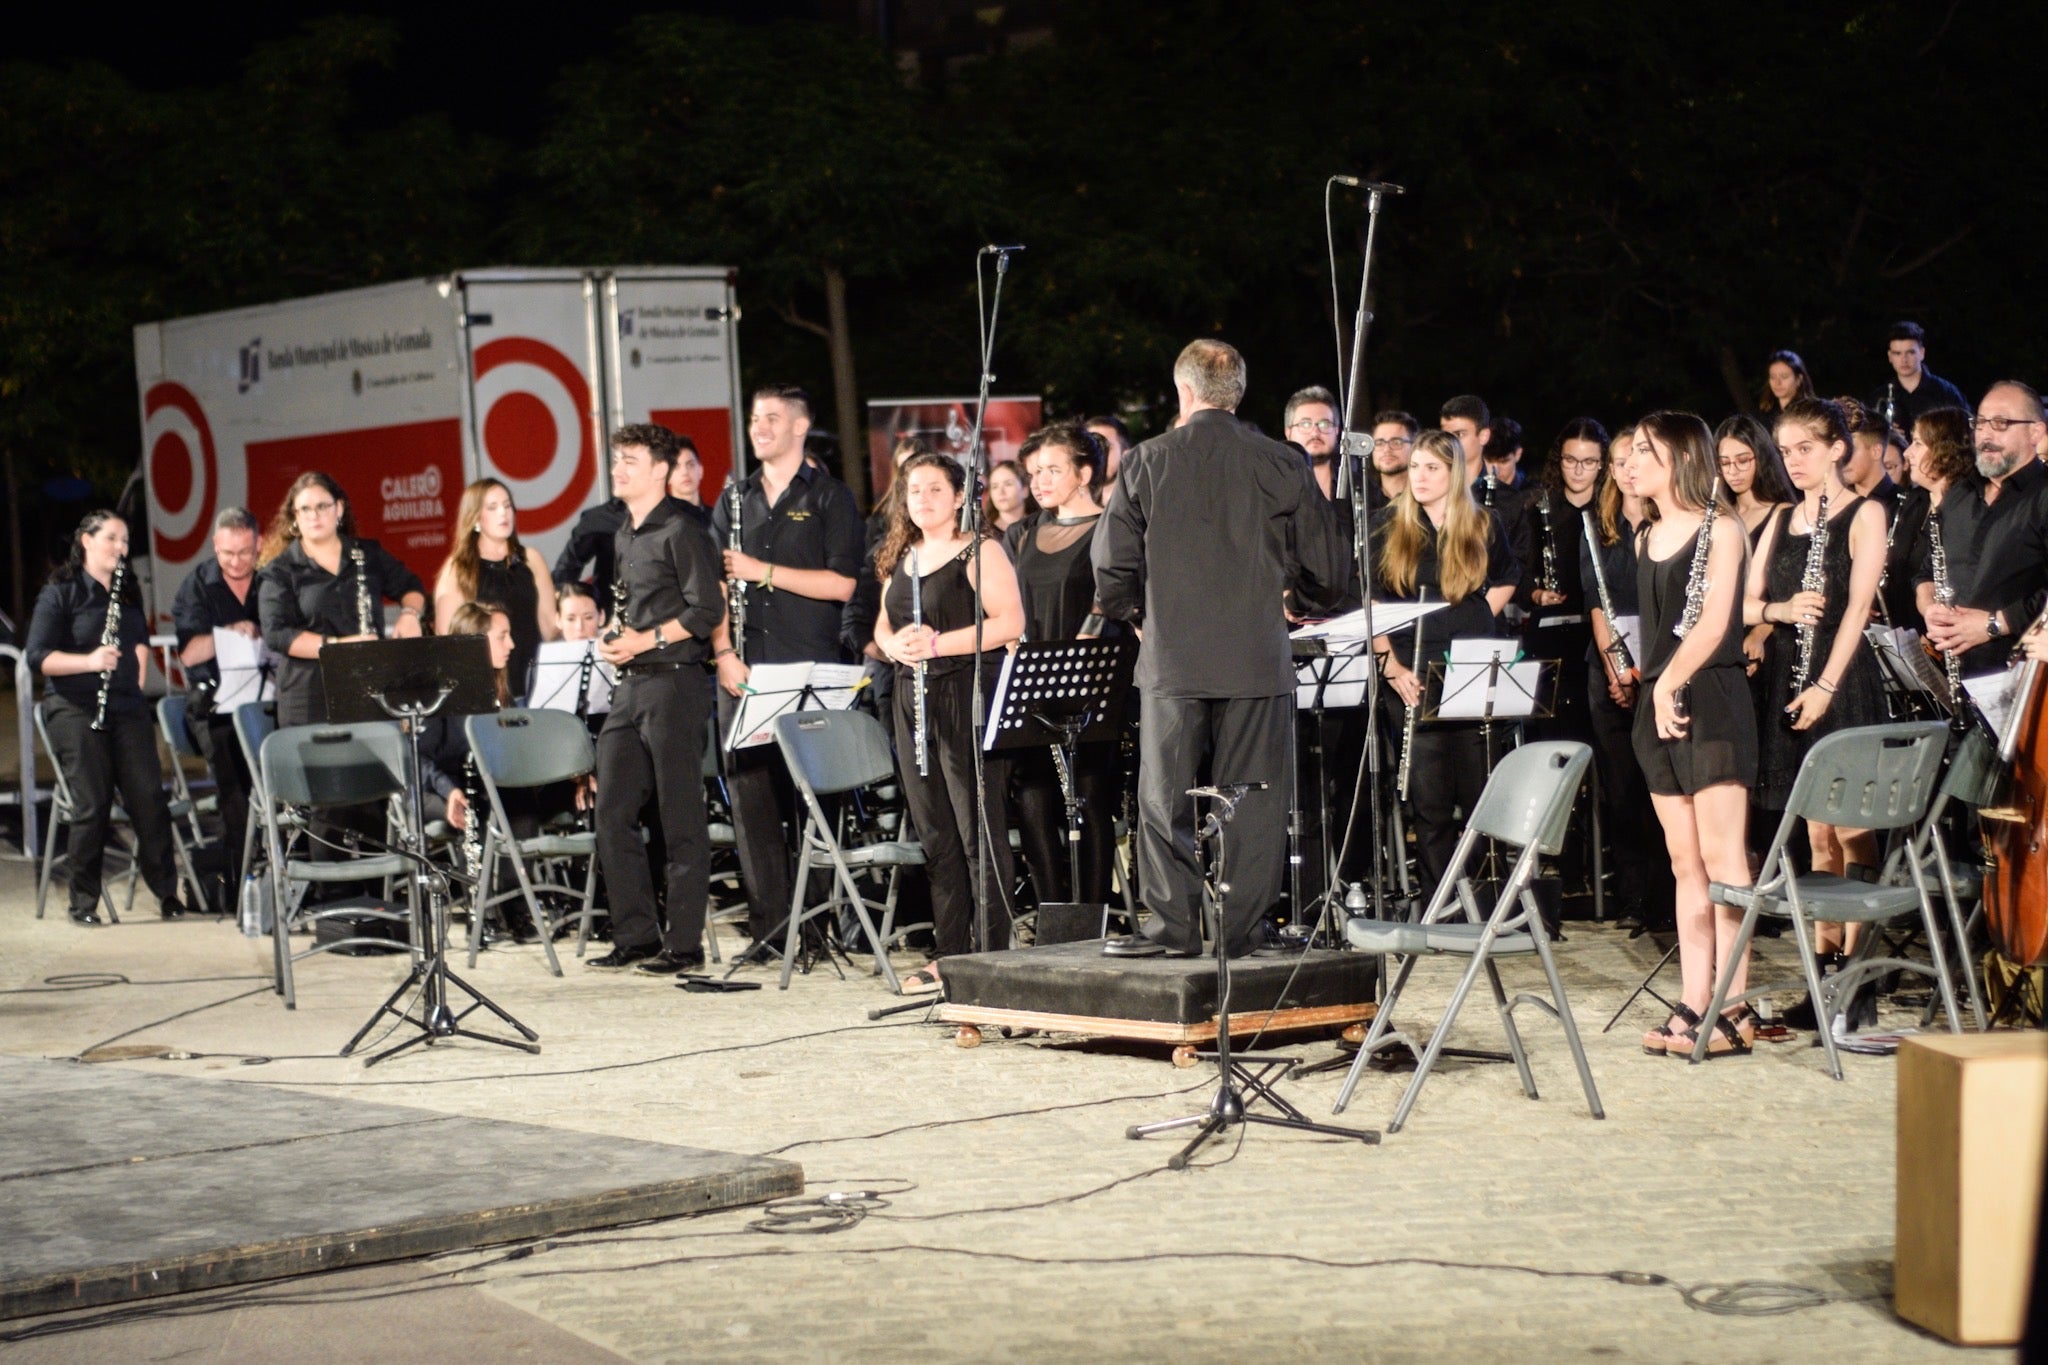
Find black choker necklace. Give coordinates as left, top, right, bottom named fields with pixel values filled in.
left=1052, top=512, right=1100, bottom=526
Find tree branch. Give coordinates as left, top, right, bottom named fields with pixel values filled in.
left=770, top=297, right=831, bottom=340
left=1878, top=222, right=1977, bottom=280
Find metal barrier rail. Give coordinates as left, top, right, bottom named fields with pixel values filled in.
left=0, top=645, right=40, bottom=859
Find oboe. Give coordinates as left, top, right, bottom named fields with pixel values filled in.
left=1673, top=477, right=1720, bottom=639
left=90, top=558, right=127, bottom=732
left=725, top=476, right=748, bottom=662
left=1582, top=510, right=1635, bottom=680
left=574, top=642, right=596, bottom=720
left=908, top=545, right=929, bottom=777
left=1928, top=514, right=1966, bottom=724
left=1396, top=588, right=1428, bottom=802
left=1536, top=491, right=1559, bottom=596
left=351, top=544, right=373, bottom=637
left=1789, top=487, right=1830, bottom=699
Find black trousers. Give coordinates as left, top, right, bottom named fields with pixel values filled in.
left=894, top=666, right=1013, bottom=959
left=45, top=698, right=179, bottom=914
left=597, top=667, right=714, bottom=955
left=717, top=689, right=799, bottom=940
left=1296, top=702, right=1376, bottom=909
left=1405, top=721, right=1494, bottom=897
left=1586, top=676, right=1676, bottom=926
left=193, top=714, right=252, bottom=886
left=1012, top=739, right=1118, bottom=905
left=1135, top=691, right=1290, bottom=955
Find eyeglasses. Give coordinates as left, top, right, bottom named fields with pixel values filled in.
left=1376, top=435, right=1415, bottom=449
left=1973, top=416, right=2043, bottom=433
left=294, top=500, right=337, bottom=517
left=1561, top=457, right=1605, bottom=472
left=1288, top=419, right=1337, bottom=434
left=1717, top=454, right=1756, bottom=471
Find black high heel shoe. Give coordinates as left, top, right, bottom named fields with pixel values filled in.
left=1643, top=1003, right=1702, bottom=1055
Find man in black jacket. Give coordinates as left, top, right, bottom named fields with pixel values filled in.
left=1872, top=321, right=1970, bottom=433
left=1093, top=340, right=1350, bottom=957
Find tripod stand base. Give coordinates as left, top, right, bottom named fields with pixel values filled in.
left=342, top=960, right=540, bottom=1068
left=1128, top=1056, right=1379, bottom=1168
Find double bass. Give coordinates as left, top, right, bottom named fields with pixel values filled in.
left=1983, top=607, right=2048, bottom=968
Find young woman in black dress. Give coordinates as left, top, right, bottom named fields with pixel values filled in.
left=1004, top=423, right=1119, bottom=910
left=1745, top=396, right=1888, bottom=955
left=1624, top=412, right=1758, bottom=1058
left=434, top=478, right=559, bottom=701
left=875, top=452, right=1026, bottom=993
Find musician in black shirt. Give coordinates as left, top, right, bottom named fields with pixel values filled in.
left=26, top=511, right=186, bottom=925
left=708, top=386, right=864, bottom=946
left=587, top=424, right=726, bottom=974
left=1442, top=394, right=1536, bottom=605
left=1925, top=382, right=2048, bottom=673
left=551, top=497, right=628, bottom=604
left=256, top=472, right=427, bottom=727
left=1094, top=340, right=1351, bottom=957
left=171, top=507, right=263, bottom=888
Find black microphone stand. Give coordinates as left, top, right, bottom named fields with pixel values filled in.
left=1327, top=177, right=1400, bottom=924
left=959, top=245, right=1018, bottom=956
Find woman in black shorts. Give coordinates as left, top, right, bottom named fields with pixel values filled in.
left=1624, top=412, right=1759, bottom=1059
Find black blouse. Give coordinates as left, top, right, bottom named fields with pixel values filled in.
left=473, top=553, right=541, bottom=698
left=1367, top=506, right=1520, bottom=670
left=258, top=537, right=425, bottom=653
left=1005, top=513, right=1107, bottom=642
left=26, top=573, right=151, bottom=715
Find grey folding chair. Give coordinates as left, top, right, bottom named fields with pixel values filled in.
left=702, top=710, right=746, bottom=963
left=32, top=701, right=134, bottom=922
left=1906, top=726, right=1995, bottom=1031
left=769, top=709, right=925, bottom=992
left=464, top=709, right=599, bottom=976
left=154, top=695, right=217, bottom=910
left=233, top=702, right=277, bottom=888
left=258, top=722, right=414, bottom=1009
left=1699, top=721, right=1957, bottom=1078
left=1333, top=741, right=1602, bottom=1134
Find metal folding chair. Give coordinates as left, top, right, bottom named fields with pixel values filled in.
left=258, top=722, right=415, bottom=1009
left=1333, top=741, right=1602, bottom=1134
left=702, top=711, right=746, bottom=963
left=1905, top=726, right=1995, bottom=1030
left=1699, top=721, right=1958, bottom=1078
left=155, top=695, right=218, bottom=910
left=464, top=709, right=599, bottom=976
left=232, top=702, right=277, bottom=889
left=769, top=709, right=925, bottom=992
left=32, top=701, right=134, bottom=922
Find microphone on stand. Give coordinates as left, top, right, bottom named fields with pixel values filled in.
left=1331, top=176, right=1407, bottom=195
left=981, top=244, right=1026, bottom=254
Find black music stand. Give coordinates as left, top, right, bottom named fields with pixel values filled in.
left=1292, top=635, right=1376, bottom=940
left=320, top=637, right=539, bottom=1066
left=984, top=637, right=1138, bottom=940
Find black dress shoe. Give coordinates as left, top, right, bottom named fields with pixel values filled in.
left=160, top=897, right=188, bottom=920
left=633, top=949, right=706, bottom=976
left=585, top=942, right=661, bottom=970
left=68, top=907, right=103, bottom=927
left=1104, top=933, right=1200, bottom=958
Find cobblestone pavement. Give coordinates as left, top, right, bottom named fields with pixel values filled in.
left=0, top=858, right=2001, bottom=1362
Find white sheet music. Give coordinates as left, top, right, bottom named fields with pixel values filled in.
left=212, top=628, right=280, bottom=708
left=1965, top=670, right=2022, bottom=742
left=1292, top=600, right=1445, bottom=644
left=1435, top=658, right=1546, bottom=720
left=1448, top=637, right=1521, bottom=665
left=529, top=640, right=616, bottom=716
left=1867, top=626, right=1948, bottom=698
left=727, top=662, right=869, bottom=750
left=1610, top=615, right=1642, bottom=673
left=1294, top=646, right=1377, bottom=710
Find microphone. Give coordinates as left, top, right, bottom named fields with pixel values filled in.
left=1330, top=176, right=1406, bottom=195
left=981, top=243, right=1026, bottom=254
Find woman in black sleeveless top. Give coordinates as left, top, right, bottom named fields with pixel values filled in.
left=1004, top=423, right=1120, bottom=910
left=434, top=479, right=559, bottom=701
left=876, top=452, right=1026, bottom=993
left=1624, top=412, right=1758, bottom=1059
left=1745, top=397, right=1890, bottom=957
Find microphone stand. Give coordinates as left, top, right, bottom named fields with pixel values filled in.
left=960, top=245, right=1018, bottom=955
left=1329, top=177, right=1400, bottom=924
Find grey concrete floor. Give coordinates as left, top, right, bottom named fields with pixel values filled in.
left=0, top=854, right=2002, bottom=1362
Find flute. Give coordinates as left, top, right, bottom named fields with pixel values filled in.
left=908, top=545, right=929, bottom=777
left=90, top=558, right=127, bottom=732
left=1396, top=588, right=1427, bottom=802
left=1581, top=510, right=1635, bottom=681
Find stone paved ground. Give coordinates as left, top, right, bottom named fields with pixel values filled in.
left=0, top=856, right=2008, bottom=1363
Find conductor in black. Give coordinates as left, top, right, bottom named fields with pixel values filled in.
left=588, top=424, right=726, bottom=974
left=1094, top=339, right=1350, bottom=957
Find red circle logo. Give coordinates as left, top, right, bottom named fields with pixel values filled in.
left=144, top=383, right=218, bottom=563
left=473, top=337, right=595, bottom=532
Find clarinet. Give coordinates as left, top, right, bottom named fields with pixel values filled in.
left=1928, top=514, right=1966, bottom=726
left=1789, top=487, right=1830, bottom=699
left=574, top=643, right=596, bottom=719
left=908, top=545, right=929, bottom=777
left=725, top=476, right=748, bottom=662
left=1536, top=491, right=1559, bottom=596
left=90, top=558, right=127, bottom=732
left=461, top=751, right=486, bottom=883
left=1673, top=478, right=1720, bottom=639
left=604, top=574, right=629, bottom=644
left=1396, top=588, right=1428, bottom=802
left=1483, top=467, right=1498, bottom=509
left=351, top=543, right=373, bottom=637
left=1582, top=511, right=1635, bottom=679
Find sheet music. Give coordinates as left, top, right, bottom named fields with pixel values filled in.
left=1866, top=626, right=1948, bottom=698
left=1294, top=646, right=1377, bottom=710
left=212, top=628, right=280, bottom=708
left=1292, top=600, right=1445, bottom=644
left=726, top=661, right=868, bottom=750
left=529, top=640, right=617, bottom=715
left=1965, top=670, right=2021, bottom=741
left=1448, top=637, right=1521, bottom=665
left=1435, top=658, right=1546, bottom=720
left=1610, top=615, right=1642, bottom=673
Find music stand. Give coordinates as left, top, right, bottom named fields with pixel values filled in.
left=320, top=638, right=539, bottom=1066
left=984, top=637, right=1138, bottom=939
left=529, top=640, right=616, bottom=723
left=1292, top=635, right=1376, bottom=939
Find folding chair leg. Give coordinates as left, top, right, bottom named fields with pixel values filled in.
left=1932, top=852, right=1986, bottom=1030
left=1389, top=948, right=1497, bottom=1134
left=1333, top=952, right=1421, bottom=1115
left=505, top=832, right=565, bottom=978
left=36, top=816, right=59, bottom=919
left=467, top=828, right=492, bottom=969
left=1531, top=935, right=1605, bottom=1120
left=1485, top=958, right=1538, bottom=1100
left=1908, top=862, right=1964, bottom=1036
left=271, top=862, right=296, bottom=1010
left=574, top=857, right=598, bottom=959
left=779, top=821, right=817, bottom=991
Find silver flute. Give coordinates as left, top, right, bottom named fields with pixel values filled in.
left=90, top=558, right=127, bottom=732
left=1396, top=588, right=1428, bottom=802
left=1789, top=488, right=1829, bottom=698
left=1928, top=514, right=1965, bottom=717
left=1673, top=477, right=1720, bottom=639
left=1582, top=510, right=1635, bottom=679
left=1536, top=492, right=1559, bottom=596
left=908, top=545, right=929, bottom=777
left=726, top=476, right=748, bottom=660
left=351, top=543, right=372, bottom=636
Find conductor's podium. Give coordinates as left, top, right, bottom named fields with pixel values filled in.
left=937, top=940, right=1378, bottom=1066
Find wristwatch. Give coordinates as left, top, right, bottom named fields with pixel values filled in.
left=653, top=625, right=669, bottom=648
left=1987, top=612, right=2007, bottom=639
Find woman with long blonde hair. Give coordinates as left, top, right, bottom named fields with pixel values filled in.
left=1372, top=429, right=1519, bottom=893
left=433, top=478, right=558, bottom=700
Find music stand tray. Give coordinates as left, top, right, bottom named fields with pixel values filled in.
left=320, top=637, right=538, bottom=1066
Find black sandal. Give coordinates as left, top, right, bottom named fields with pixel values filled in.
left=1700, top=1006, right=1757, bottom=1060
left=1643, top=1003, right=1702, bottom=1055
